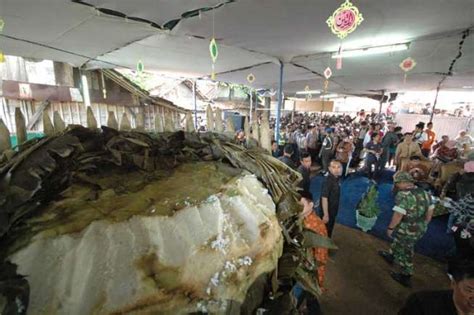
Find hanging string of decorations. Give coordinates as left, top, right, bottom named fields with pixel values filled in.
left=304, top=85, right=312, bottom=101
left=209, top=8, right=218, bottom=81
left=209, top=38, right=218, bottom=80
left=323, top=67, right=332, bottom=93
left=0, top=18, right=5, bottom=63
left=326, top=0, right=364, bottom=70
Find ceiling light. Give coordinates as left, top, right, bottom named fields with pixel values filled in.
left=295, top=90, right=321, bottom=95
left=288, top=97, right=307, bottom=101
left=320, top=94, right=338, bottom=98
left=462, top=86, right=473, bottom=89
left=331, top=43, right=409, bottom=58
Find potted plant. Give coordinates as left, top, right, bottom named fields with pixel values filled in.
left=356, top=184, right=380, bottom=232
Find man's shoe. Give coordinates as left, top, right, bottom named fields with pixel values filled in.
left=390, top=272, right=412, bottom=288
left=378, top=250, right=394, bottom=265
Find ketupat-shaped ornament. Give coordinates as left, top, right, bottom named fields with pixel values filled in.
left=399, top=57, right=417, bottom=72
left=326, top=0, right=364, bottom=39
left=247, top=73, right=255, bottom=84
left=400, top=57, right=417, bottom=83
left=324, top=67, right=332, bottom=79
left=136, top=60, right=144, bottom=73
left=209, top=38, right=219, bottom=80
left=209, top=38, right=218, bottom=63
left=323, top=67, right=332, bottom=92
left=0, top=18, right=4, bottom=63
left=304, top=85, right=311, bottom=101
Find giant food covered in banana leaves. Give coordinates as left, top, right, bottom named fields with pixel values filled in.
left=0, top=126, right=336, bottom=314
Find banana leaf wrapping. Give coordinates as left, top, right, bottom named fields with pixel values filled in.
left=0, top=126, right=336, bottom=314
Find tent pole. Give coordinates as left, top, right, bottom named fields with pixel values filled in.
left=275, top=61, right=284, bottom=141
left=254, top=91, right=258, bottom=120
left=193, top=80, right=197, bottom=128
left=430, top=86, right=440, bottom=123
left=249, top=90, right=253, bottom=123
left=378, top=89, right=385, bottom=119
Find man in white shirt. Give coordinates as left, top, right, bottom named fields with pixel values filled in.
left=412, top=122, right=428, bottom=146
left=455, top=130, right=473, bottom=150
left=363, top=123, right=375, bottom=147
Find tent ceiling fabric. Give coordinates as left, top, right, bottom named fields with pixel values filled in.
left=216, top=63, right=318, bottom=90
left=0, top=0, right=472, bottom=94
left=0, top=0, right=157, bottom=66
left=85, top=33, right=276, bottom=76
left=174, top=0, right=474, bottom=60
left=75, top=0, right=226, bottom=28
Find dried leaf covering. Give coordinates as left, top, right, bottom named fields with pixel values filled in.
left=0, top=126, right=336, bottom=315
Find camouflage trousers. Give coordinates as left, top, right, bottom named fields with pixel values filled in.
left=389, top=224, right=427, bottom=276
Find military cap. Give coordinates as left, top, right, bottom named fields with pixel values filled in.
left=393, top=171, right=414, bottom=184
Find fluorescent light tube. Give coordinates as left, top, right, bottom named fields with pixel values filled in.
left=296, top=90, right=321, bottom=95
left=332, top=43, right=409, bottom=58
left=321, top=94, right=338, bottom=98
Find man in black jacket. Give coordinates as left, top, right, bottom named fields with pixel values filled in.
left=320, top=159, right=342, bottom=237
left=278, top=144, right=296, bottom=169
left=320, top=128, right=335, bottom=174
left=298, top=151, right=312, bottom=192
left=398, top=258, right=474, bottom=315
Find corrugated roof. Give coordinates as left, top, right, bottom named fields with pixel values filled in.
left=101, top=69, right=187, bottom=113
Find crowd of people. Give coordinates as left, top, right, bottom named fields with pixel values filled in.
left=269, top=111, right=473, bottom=181
left=245, top=110, right=474, bottom=314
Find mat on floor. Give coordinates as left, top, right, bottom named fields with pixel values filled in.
left=309, top=170, right=455, bottom=261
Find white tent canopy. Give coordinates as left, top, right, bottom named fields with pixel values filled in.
left=1, top=0, right=473, bottom=95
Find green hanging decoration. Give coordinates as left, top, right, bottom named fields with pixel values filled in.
left=209, top=38, right=218, bottom=63
left=209, top=38, right=218, bottom=80
left=136, top=60, right=144, bottom=74
left=0, top=19, right=4, bottom=63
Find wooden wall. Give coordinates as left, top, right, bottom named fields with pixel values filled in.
left=294, top=100, right=335, bottom=112
left=0, top=97, right=183, bottom=135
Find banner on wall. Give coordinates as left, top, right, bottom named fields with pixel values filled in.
left=18, top=83, right=32, bottom=99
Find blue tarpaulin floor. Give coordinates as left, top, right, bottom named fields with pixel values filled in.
left=310, top=170, right=455, bottom=261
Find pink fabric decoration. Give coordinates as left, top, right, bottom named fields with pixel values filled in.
left=335, top=10, right=356, bottom=31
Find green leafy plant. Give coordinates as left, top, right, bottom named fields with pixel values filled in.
left=357, top=185, right=380, bottom=218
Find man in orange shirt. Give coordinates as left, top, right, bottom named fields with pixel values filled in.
left=421, top=122, right=436, bottom=157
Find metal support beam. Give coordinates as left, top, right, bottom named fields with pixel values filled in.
left=378, top=89, right=385, bottom=118
left=249, top=90, right=253, bottom=123
left=264, top=97, right=271, bottom=121
left=430, top=85, right=441, bottom=123
left=254, top=91, right=258, bottom=119
left=275, top=61, right=284, bottom=142
left=193, top=80, right=198, bottom=128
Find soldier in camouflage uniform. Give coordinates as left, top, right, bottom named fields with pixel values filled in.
left=378, top=171, right=435, bottom=287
